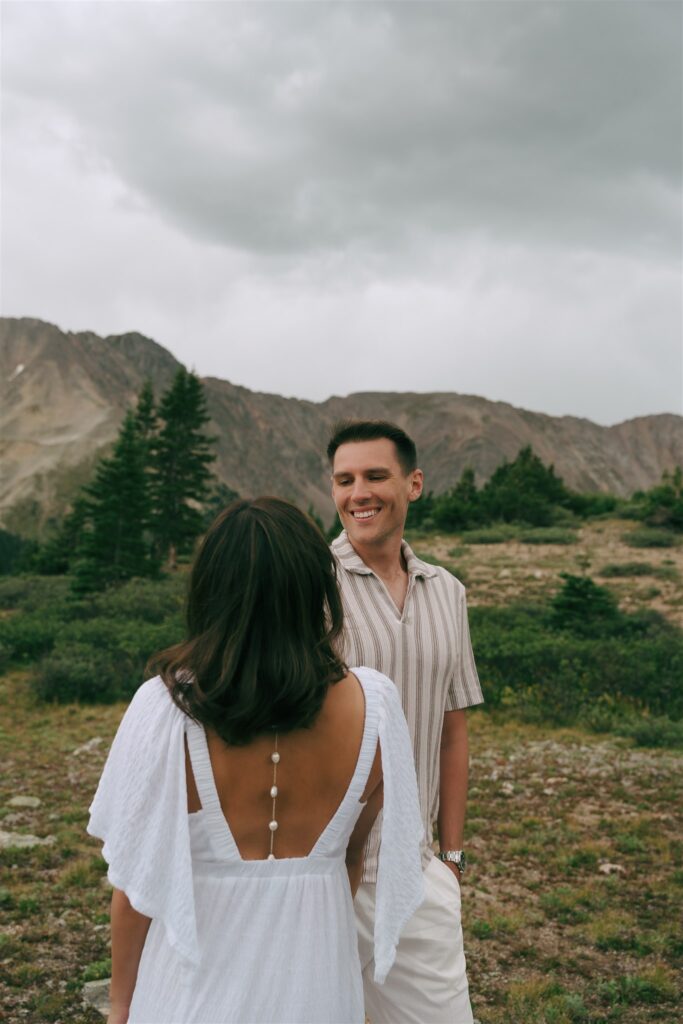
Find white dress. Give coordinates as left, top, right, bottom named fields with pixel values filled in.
left=88, top=668, right=425, bottom=1024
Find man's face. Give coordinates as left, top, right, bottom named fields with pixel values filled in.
left=331, top=438, right=423, bottom=549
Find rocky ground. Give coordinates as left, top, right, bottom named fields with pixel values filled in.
left=1, top=521, right=681, bottom=1022
left=1, top=671, right=681, bottom=1024
left=412, top=519, right=683, bottom=627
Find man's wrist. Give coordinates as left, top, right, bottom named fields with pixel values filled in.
left=437, top=849, right=467, bottom=873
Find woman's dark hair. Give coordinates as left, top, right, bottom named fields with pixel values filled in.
left=148, top=497, right=347, bottom=745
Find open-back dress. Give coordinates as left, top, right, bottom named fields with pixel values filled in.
left=88, top=667, right=424, bottom=1024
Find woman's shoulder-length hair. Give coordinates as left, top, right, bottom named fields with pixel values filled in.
left=147, top=497, right=347, bottom=746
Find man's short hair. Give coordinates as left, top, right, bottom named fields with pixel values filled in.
left=326, top=420, right=418, bottom=475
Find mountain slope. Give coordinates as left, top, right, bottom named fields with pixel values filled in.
left=1, top=317, right=681, bottom=534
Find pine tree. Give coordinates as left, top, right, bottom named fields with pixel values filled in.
left=433, top=468, right=481, bottom=530
left=481, top=446, right=567, bottom=525
left=150, top=368, right=216, bottom=566
left=134, top=379, right=157, bottom=457
left=72, top=411, right=156, bottom=593
left=34, top=497, right=89, bottom=575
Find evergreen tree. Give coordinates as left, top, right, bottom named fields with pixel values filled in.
left=639, top=467, right=683, bottom=531
left=134, top=379, right=158, bottom=458
left=433, top=469, right=481, bottom=530
left=72, top=412, right=156, bottom=593
left=33, top=497, right=89, bottom=575
left=406, top=490, right=435, bottom=530
left=481, top=446, right=567, bottom=525
left=550, top=573, right=622, bottom=637
left=199, top=481, right=240, bottom=531
left=150, top=368, right=216, bottom=566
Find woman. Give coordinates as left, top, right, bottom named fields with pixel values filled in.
left=88, top=497, right=424, bottom=1024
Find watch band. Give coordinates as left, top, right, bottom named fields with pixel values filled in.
left=437, top=849, right=467, bottom=873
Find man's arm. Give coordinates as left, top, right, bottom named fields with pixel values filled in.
left=108, top=888, right=152, bottom=1024
left=346, top=744, right=383, bottom=896
left=437, top=709, right=469, bottom=882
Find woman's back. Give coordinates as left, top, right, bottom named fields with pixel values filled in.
left=190, top=672, right=373, bottom=861
left=128, top=669, right=382, bottom=1024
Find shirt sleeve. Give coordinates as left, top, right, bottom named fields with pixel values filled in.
left=87, top=677, right=200, bottom=971
left=445, top=581, right=484, bottom=711
left=373, top=671, right=425, bottom=984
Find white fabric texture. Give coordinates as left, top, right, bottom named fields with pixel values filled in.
left=356, top=857, right=473, bottom=1024
left=87, top=677, right=199, bottom=968
left=87, top=668, right=424, bottom=1024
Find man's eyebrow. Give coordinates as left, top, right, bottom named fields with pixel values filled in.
left=332, top=466, right=391, bottom=479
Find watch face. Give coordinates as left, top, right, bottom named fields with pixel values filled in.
left=458, top=851, right=467, bottom=871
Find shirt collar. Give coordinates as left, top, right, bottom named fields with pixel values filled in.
left=331, top=531, right=439, bottom=579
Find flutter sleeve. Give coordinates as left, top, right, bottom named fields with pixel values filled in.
left=373, top=672, right=426, bottom=984
left=87, top=676, right=199, bottom=971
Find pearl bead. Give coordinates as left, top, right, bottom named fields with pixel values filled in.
left=271, top=752, right=280, bottom=764
left=270, top=785, right=278, bottom=798
left=269, top=820, right=278, bottom=831
left=267, top=853, right=275, bottom=861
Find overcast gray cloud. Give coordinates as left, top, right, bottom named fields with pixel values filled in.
left=1, top=0, right=681, bottom=424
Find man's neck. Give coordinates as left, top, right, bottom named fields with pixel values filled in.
left=347, top=532, right=407, bottom=582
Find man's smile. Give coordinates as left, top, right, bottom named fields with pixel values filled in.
left=350, top=508, right=380, bottom=520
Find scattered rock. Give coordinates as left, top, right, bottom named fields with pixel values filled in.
left=542, top=788, right=556, bottom=796
left=498, top=569, right=511, bottom=578
left=71, top=737, right=104, bottom=757
left=599, top=862, right=626, bottom=876
left=82, top=978, right=110, bottom=1018
left=3, top=813, right=27, bottom=826
left=8, top=796, right=41, bottom=809
left=0, top=829, right=55, bottom=850
left=500, top=781, right=515, bottom=796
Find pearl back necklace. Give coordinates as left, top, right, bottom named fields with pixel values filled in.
left=267, top=733, right=280, bottom=860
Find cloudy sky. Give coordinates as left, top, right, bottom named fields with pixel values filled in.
left=1, top=1, right=681, bottom=425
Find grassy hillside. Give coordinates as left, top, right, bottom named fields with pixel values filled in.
left=0, top=518, right=681, bottom=1022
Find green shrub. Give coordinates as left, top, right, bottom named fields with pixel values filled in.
left=518, top=528, right=578, bottom=545
left=624, top=528, right=678, bottom=548
left=0, top=612, right=62, bottom=660
left=82, top=959, right=112, bottom=983
left=550, top=574, right=622, bottom=637
left=597, top=966, right=676, bottom=1005
left=0, top=575, right=70, bottom=613
left=615, top=715, right=683, bottom=749
left=35, top=644, right=135, bottom=703
left=34, top=616, right=183, bottom=703
left=0, top=574, right=185, bottom=703
left=459, top=525, right=520, bottom=544
left=599, top=562, right=656, bottom=577
left=469, top=600, right=683, bottom=722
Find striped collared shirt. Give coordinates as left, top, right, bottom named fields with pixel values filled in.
left=331, top=531, right=483, bottom=883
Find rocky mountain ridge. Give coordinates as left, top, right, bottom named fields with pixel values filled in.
left=1, top=317, right=681, bottom=535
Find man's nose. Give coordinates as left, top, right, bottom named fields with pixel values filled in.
left=350, top=479, right=372, bottom=502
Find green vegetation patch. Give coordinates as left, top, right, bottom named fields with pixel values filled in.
left=518, top=528, right=578, bottom=545
left=0, top=574, right=186, bottom=703
left=624, top=528, right=679, bottom=549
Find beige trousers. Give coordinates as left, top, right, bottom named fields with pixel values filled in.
left=355, top=856, right=474, bottom=1024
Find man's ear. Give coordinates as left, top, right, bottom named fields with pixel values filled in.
left=408, top=469, right=424, bottom=502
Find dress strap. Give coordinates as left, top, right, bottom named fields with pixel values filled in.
left=309, top=668, right=380, bottom=857
left=185, top=719, right=241, bottom=861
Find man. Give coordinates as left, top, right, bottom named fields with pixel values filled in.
left=327, top=419, right=483, bottom=1024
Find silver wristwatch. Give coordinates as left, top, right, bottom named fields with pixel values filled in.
left=437, top=849, right=467, bottom=873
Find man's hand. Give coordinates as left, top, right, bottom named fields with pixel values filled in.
left=442, top=859, right=462, bottom=887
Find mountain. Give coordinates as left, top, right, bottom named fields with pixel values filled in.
left=1, top=317, right=681, bottom=536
